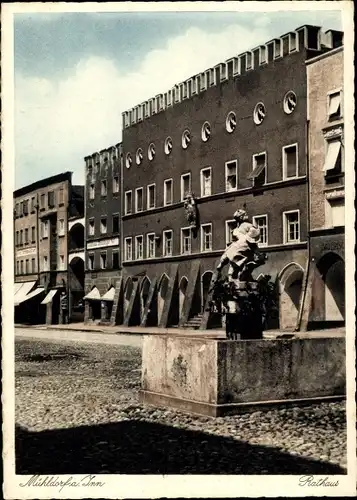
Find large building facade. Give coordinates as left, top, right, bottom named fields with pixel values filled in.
left=300, top=46, right=345, bottom=329
left=14, top=172, right=84, bottom=324
left=84, top=144, right=122, bottom=323
left=119, top=25, right=343, bottom=330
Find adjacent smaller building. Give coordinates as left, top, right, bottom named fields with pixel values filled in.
left=14, top=172, right=84, bottom=324
left=301, top=46, right=345, bottom=329
left=83, top=144, right=122, bottom=323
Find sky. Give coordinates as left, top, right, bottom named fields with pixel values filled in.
left=13, top=6, right=343, bottom=188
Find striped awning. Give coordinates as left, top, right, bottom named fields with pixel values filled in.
left=101, top=287, right=115, bottom=301
left=41, top=289, right=58, bottom=305
left=15, top=287, right=45, bottom=306
left=83, top=287, right=101, bottom=300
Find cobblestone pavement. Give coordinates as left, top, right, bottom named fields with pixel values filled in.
left=15, top=338, right=347, bottom=475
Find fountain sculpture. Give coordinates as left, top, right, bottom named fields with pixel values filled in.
left=209, top=209, right=270, bottom=340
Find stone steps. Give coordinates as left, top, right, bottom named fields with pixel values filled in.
left=182, top=313, right=203, bottom=330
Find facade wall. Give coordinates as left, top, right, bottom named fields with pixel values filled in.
left=307, top=48, right=344, bottom=231
left=84, top=144, right=122, bottom=315
left=14, top=172, right=85, bottom=324
left=14, top=206, right=38, bottom=280
left=118, top=26, right=343, bottom=329
left=300, top=47, right=345, bottom=329
left=37, top=179, right=70, bottom=281
left=14, top=175, right=71, bottom=287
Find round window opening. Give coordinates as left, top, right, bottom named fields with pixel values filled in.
left=253, top=102, right=266, bottom=125
left=148, top=143, right=156, bottom=161
left=164, top=137, right=173, bottom=155
left=182, top=129, right=191, bottom=149
left=283, top=91, right=297, bottom=114
left=125, top=153, right=132, bottom=169
left=226, top=111, right=237, bottom=133
left=136, top=148, right=143, bottom=165
left=201, top=121, right=211, bottom=142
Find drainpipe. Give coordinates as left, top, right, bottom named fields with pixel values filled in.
left=296, top=118, right=311, bottom=331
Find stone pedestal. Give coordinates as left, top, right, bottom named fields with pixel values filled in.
left=140, top=335, right=345, bottom=417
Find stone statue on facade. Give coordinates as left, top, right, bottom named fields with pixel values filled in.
left=184, top=192, right=198, bottom=228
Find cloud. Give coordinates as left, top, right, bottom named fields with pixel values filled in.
left=15, top=22, right=278, bottom=187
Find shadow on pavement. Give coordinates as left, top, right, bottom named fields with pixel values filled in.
left=16, top=421, right=346, bottom=475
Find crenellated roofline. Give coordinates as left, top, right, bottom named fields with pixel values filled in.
left=121, top=25, right=343, bottom=130
left=84, top=142, right=123, bottom=167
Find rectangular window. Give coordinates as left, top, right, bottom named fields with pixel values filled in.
left=250, top=152, right=267, bottom=186
left=146, top=233, right=156, bottom=259
left=16, top=261, right=20, bottom=275
left=200, top=168, right=212, bottom=197
left=163, top=230, right=173, bottom=257
left=135, top=187, right=144, bottom=212
left=326, top=198, right=345, bottom=227
left=113, top=176, right=119, bottom=193
left=43, top=255, right=49, bottom=272
left=124, top=237, right=133, bottom=261
left=20, top=230, right=23, bottom=245
left=88, top=218, right=95, bottom=236
left=100, top=252, right=107, bottom=269
left=25, top=228, right=29, bottom=244
left=48, top=191, right=55, bottom=208
left=225, top=220, right=236, bottom=247
left=88, top=254, right=94, bottom=270
left=15, top=203, right=19, bottom=218
left=252, top=215, right=268, bottom=246
left=42, top=220, right=49, bottom=238
left=23, top=200, right=29, bottom=215
left=59, top=255, right=65, bottom=270
left=164, top=179, right=173, bottom=206
left=100, top=217, right=107, bottom=234
left=20, top=260, right=24, bottom=274
left=181, top=173, right=191, bottom=201
left=283, top=210, right=300, bottom=243
left=147, top=184, right=156, bottom=210
left=112, top=214, right=119, bottom=233
left=20, top=201, right=24, bottom=216
left=112, top=251, right=119, bottom=269
left=25, top=260, right=29, bottom=274
left=225, top=160, right=238, bottom=192
left=135, top=235, right=144, bottom=260
left=201, top=224, right=212, bottom=252
left=31, top=258, right=36, bottom=273
left=58, top=188, right=64, bottom=205
left=323, top=139, right=342, bottom=176
left=89, top=184, right=95, bottom=199
left=101, top=180, right=107, bottom=197
left=30, top=197, right=36, bottom=213
left=283, top=144, right=298, bottom=179
left=16, top=231, right=19, bottom=246
left=125, top=191, right=132, bottom=215
left=58, top=219, right=65, bottom=236
left=328, top=90, right=342, bottom=120
left=181, top=228, right=192, bottom=255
